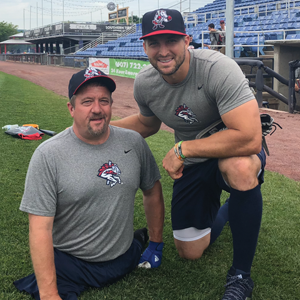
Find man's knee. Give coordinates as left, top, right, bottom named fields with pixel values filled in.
left=174, top=234, right=210, bottom=260
left=219, top=156, right=261, bottom=190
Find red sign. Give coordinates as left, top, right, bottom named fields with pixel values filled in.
left=91, top=60, right=108, bottom=68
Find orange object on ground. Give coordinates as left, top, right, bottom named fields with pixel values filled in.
left=23, top=124, right=39, bottom=129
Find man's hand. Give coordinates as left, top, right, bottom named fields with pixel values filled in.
left=162, top=147, right=184, bottom=179
left=138, top=241, right=164, bottom=268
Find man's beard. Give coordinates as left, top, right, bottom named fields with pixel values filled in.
left=87, top=115, right=108, bottom=137
left=151, top=48, right=186, bottom=76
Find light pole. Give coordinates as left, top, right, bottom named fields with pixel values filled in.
left=62, top=0, right=64, bottom=34
left=23, top=9, right=25, bottom=30
left=42, top=0, right=43, bottom=26
left=36, top=2, right=38, bottom=27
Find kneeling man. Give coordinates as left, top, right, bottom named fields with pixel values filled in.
left=14, top=68, right=164, bottom=300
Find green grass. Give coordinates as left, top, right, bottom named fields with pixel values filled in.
left=0, top=71, right=300, bottom=299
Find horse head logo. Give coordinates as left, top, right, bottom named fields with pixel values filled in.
left=152, top=10, right=172, bottom=30
left=84, top=67, right=101, bottom=79
left=98, top=160, right=122, bottom=187
left=175, top=104, right=199, bottom=124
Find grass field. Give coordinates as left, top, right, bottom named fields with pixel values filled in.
left=0, top=71, right=300, bottom=300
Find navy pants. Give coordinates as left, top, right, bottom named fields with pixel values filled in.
left=14, top=239, right=142, bottom=300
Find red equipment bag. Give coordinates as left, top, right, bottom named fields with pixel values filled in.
left=5, top=126, right=44, bottom=140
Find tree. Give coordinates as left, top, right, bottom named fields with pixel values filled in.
left=119, top=15, right=142, bottom=24
left=129, top=15, right=142, bottom=24
left=0, top=21, right=18, bottom=42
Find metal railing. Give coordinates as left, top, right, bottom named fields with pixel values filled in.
left=184, top=0, right=300, bottom=26
left=199, top=29, right=300, bottom=57
left=1, top=54, right=298, bottom=113
left=75, top=25, right=136, bottom=54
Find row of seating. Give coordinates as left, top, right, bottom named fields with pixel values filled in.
left=74, top=0, right=300, bottom=59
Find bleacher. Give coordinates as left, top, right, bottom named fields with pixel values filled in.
left=74, top=0, right=300, bottom=58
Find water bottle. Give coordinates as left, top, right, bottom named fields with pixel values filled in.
left=2, top=124, right=19, bottom=130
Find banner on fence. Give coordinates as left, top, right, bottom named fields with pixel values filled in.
left=109, top=59, right=150, bottom=79
left=89, top=58, right=110, bottom=74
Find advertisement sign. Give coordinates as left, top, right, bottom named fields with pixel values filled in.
left=89, top=58, right=110, bottom=74
left=43, top=26, right=51, bottom=36
left=24, top=31, right=32, bottom=38
left=70, top=24, right=97, bottom=30
left=55, top=24, right=63, bottom=31
left=109, top=59, right=150, bottom=79
left=104, top=25, right=130, bottom=31
left=34, top=28, right=43, bottom=37
left=109, top=12, right=117, bottom=20
left=118, top=8, right=127, bottom=18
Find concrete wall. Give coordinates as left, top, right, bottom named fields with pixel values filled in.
left=272, top=41, right=300, bottom=111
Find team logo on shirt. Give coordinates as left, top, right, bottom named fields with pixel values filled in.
left=152, top=10, right=172, bottom=30
left=98, top=160, right=122, bottom=187
left=175, top=104, right=199, bottom=124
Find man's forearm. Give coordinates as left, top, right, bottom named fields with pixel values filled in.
left=143, top=181, right=164, bottom=243
left=29, top=225, right=60, bottom=299
left=181, top=127, right=261, bottom=159
left=110, top=114, right=160, bottom=138
left=181, top=100, right=262, bottom=159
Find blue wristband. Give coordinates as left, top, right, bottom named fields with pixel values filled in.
left=138, top=241, right=164, bottom=268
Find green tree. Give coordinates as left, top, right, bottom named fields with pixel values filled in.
left=0, top=21, right=18, bottom=42
left=119, top=15, right=142, bottom=24
left=129, top=15, right=142, bottom=24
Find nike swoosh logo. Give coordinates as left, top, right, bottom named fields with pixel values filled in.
left=124, top=149, right=132, bottom=154
left=198, top=84, right=203, bottom=90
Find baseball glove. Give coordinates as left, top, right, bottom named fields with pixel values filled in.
left=195, top=113, right=282, bottom=156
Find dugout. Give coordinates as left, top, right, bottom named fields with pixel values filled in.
left=265, top=39, right=300, bottom=111
left=24, top=23, right=133, bottom=55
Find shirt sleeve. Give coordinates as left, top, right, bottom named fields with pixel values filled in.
left=133, top=72, right=156, bottom=117
left=20, top=148, right=57, bottom=216
left=205, top=57, right=255, bottom=115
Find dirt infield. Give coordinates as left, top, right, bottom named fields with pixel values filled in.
left=1, top=61, right=299, bottom=181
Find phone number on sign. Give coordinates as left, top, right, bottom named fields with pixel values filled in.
left=114, top=61, right=148, bottom=69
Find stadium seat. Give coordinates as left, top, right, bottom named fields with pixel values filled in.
left=286, top=34, right=297, bottom=39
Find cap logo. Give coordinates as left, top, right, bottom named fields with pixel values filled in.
left=152, top=10, right=172, bottom=30
left=84, top=67, right=102, bottom=79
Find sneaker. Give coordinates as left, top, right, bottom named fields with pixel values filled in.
left=134, top=228, right=149, bottom=248
left=221, top=273, right=254, bottom=300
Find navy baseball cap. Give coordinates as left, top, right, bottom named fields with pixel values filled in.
left=140, top=9, right=187, bottom=40
left=68, top=67, right=116, bottom=99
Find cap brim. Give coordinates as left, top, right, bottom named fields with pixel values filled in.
left=73, top=75, right=116, bottom=96
left=140, top=30, right=187, bottom=40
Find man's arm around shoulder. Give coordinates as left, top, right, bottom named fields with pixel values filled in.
left=29, top=214, right=62, bottom=300
left=110, top=113, right=161, bottom=138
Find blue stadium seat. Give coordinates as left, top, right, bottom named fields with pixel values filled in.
left=286, top=34, right=297, bottom=39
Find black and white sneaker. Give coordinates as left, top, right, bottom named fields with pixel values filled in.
left=222, top=273, right=254, bottom=300
left=134, top=228, right=149, bottom=248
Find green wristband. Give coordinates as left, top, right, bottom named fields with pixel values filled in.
left=177, top=141, right=186, bottom=159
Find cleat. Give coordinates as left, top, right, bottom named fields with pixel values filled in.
left=221, top=273, right=254, bottom=300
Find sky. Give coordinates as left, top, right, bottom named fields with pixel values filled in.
left=1, top=0, right=212, bottom=30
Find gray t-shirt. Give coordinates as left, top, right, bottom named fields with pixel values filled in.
left=209, top=30, right=221, bottom=49
left=134, top=49, right=255, bottom=165
left=219, top=28, right=226, bottom=45
left=20, top=126, right=161, bottom=262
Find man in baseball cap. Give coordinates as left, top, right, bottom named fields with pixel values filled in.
left=111, top=8, right=265, bottom=300
left=13, top=67, right=165, bottom=299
